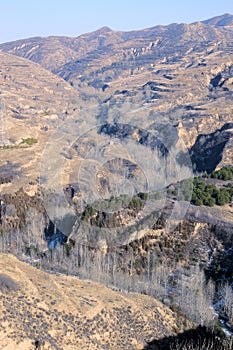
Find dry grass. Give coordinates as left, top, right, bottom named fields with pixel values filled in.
left=0, top=254, right=182, bottom=350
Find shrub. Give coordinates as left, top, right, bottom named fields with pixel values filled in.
left=0, top=274, right=19, bottom=292
left=153, top=192, right=163, bottom=200
left=204, top=197, right=215, bottom=207
left=65, top=242, right=72, bottom=256
left=216, top=189, right=231, bottom=206
left=180, top=178, right=193, bottom=201
left=210, top=166, right=233, bottom=181
left=128, top=197, right=143, bottom=210
left=137, top=192, right=148, bottom=200
left=82, top=205, right=96, bottom=222
left=21, top=138, right=38, bottom=145
left=24, top=244, right=39, bottom=256
left=191, top=173, right=232, bottom=206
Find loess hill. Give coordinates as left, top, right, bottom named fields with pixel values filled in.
left=0, top=14, right=232, bottom=190
left=0, top=254, right=183, bottom=350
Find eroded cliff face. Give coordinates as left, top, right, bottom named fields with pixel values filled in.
left=189, top=123, right=233, bottom=172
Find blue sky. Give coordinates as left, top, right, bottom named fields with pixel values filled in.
left=1, top=0, right=233, bottom=43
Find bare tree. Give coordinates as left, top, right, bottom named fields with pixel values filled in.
left=175, top=265, right=215, bottom=326
left=223, top=283, right=233, bottom=324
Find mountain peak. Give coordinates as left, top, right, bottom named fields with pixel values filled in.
left=95, top=26, right=112, bottom=34
left=202, top=13, right=233, bottom=27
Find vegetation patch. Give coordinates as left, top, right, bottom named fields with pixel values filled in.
left=191, top=178, right=233, bottom=206
left=21, top=138, right=38, bottom=145
left=207, top=166, right=233, bottom=181
left=171, top=167, right=233, bottom=206
left=0, top=137, right=38, bottom=150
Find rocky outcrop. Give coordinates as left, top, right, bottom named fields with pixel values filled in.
left=190, top=123, right=233, bottom=173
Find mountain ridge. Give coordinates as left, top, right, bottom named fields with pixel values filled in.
left=202, top=13, right=233, bottom=27
left=0, top=13, right=232, bottom=71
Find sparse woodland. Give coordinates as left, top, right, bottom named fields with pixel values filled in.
left=0, top=186, right=232, bottom=338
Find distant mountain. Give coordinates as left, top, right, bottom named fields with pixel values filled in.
left=202, top=13, right=233, bottom=27
left=0, top=14, right=232, bottom=72
left=0, top=29, right=124, bottom=71
left=53, top=19, right=232, bottom=83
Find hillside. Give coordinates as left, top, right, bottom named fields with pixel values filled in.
left=0, top=14, right=233, bottom=349
left=0, top=14, right=232, bottom=263
left=0, top=51, right=83, bottom=194
left=1, top=15, right=232, bottom=175
left=0, top=27, right=122, bottom=71
left=0, top=254, right=183, bottom=350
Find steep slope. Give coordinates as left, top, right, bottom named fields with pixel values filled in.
left=0, top=51, right=81, bottom=193
left=53, top=19, right=233, bottom=85
left=0, top=36, right=78, bottom=71
left=0, top=254, right=183, bottom=350
left=0, top=18, right=232, bottom=345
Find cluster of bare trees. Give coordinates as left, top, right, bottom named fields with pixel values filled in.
left=38, top=241, right=219, bottom=328
left=223, top=284, right=233, bottom=324
left=219, top=283, right=233, bottom=325
left=170, top=337, right=233, bottom=350
left=0, top=211, right=232, bottom=331
left=174, top=265, right=215, bottom=326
